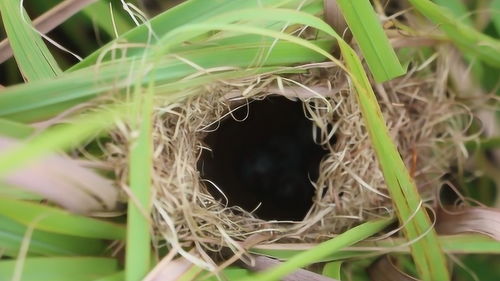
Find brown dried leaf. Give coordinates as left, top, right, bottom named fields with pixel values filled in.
left=436, top=207, right=500, bottom=241
left=0, top=137, right=118, bottom=213
left=368, top=256, right=419, bottom=281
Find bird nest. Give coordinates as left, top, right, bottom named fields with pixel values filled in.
left=104, top=60, right=470, bottom=266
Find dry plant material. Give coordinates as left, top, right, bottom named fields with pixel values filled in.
left=103, top=53, right=471, bottom=266
left=0, top=137, right=118, bottom=213
left=436, top=207, right=500, bottom=240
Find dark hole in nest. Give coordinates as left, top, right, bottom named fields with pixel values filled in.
left=198, top=96, right=330, bottom=221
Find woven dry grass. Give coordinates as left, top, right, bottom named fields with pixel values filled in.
left=101, top=51, right=472, bottom=267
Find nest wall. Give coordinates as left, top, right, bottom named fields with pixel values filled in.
left=104, top=62, right=469, bottom=265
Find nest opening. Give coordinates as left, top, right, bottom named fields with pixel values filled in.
left=198, top=96, right=330, bottom=221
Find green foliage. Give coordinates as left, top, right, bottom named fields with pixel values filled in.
left=0, top=0, right=61, bottom=81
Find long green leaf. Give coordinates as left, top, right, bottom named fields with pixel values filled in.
left=0, top=197, right=125, bottom=240
left=335, top=0, right=405, bottom=82
left=239, top=218, right=393, bottom=281
left=125, top=77, right=154, bottom=281
left=0, top=215, right=106, bottom=257
left=0, top=40, right=334, bottom=122
left=72, top=0, right=295, bottom=69
left=0, top=257, right=119, bottom=281
left=0, top=0, right=61, bottom=81
left=251, top=234, right=500, bottom=261
left=0, top=119, right=34, bottom=139
left=408, top=0, right=500, bottom=67
left=340, top=40, right=450, bottom=280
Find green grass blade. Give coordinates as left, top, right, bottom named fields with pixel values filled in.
left=92, top=271, right=125, bottom=281
left=322, top=261, right=342, bottom=279
left=252, top=234, right=500, bottom=261
left=0, top=40, right=333, bottom=122
left=434, top=0, right=473, bottom=26
left=238, top=218, right=393, bottom=281
left=72, top=0, right=291, bottom=70
left=340, top=40, right=450, bottom=280
left=0, top=107, right=121, bottom=176
left=0, top=0, right=61, bottom=81
left=125, top=80, right=154, bottom=281
left=408, top=0, right=500, bottom=67
left=335, top=0, right=405, bottom=82
left=0, top=119, right=34, bottom=139
left=0, top=184, right=41, bottom=200
left=0, top=257, right=119, bottom=281
left=0, top=215, right=106, bottom=257
left=83, top=0, right=134, bottom=37
left=492, top=0, right=500, bottom=34
left=0, top=197, right=125, bottom=240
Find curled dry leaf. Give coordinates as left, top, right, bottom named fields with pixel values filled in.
left=368, top=256, right=419, bottom=281
left=0, top=137, right=118, bottom=213
left=243, top=255, right=339, bottom=281
left=436, top=206, right=500, bottom=241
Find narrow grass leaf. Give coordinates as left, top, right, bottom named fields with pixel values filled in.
left=72, top=0, right=294, bottom=69
left=434, top=0, right=473, bottom=26
left=82, top=0, right=134, bottom=37
left=0, top=40, right=333, bottom=122
left=252, top=234, right=500, bottom=261
left=0, top=0, right=61, bottom=81
left=244, top=255, right=338, bottom=281
left=408, top=0, right=500, bottom=67
left=335, top=0, right=405, bottom=82
left=492, top=0, right=500, bottom=34
left=125, top=80, right=154, bottom=281
left=92, top=271, right=125, bottom=281
left=0, top=257, right=119, bottom=281
left=237, top=218, right=393, bottom=281
left=0, top=107, right=121, bottom=177
left=0, top=0, right=98, bottom=64
left=0, top=119, right=34, bottom=139
left=0, top=215, right=106, bottom=257
left=0, top=197, right=125, bottom=240
left=322, top=261, right=342, bottom=279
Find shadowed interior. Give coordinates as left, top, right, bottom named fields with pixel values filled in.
left=198, top=96, right=329, bottom=221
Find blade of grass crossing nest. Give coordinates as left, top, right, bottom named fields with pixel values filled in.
left=243, top=255, right=339, bottom=281
left=250, top=234, right=500, bottom=261
left=0, top=40, right=333, bottom=123
left=0, top=0, right=61, bottom=81
left=338, top=38, right=450, bottom=280
left=334, top=0, right=405, bottom=82
left=408, top=0, right=500, bottom=67
left=237, top=218, right=393, bottom=281
left=125, top=80, right=154, bottom=280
